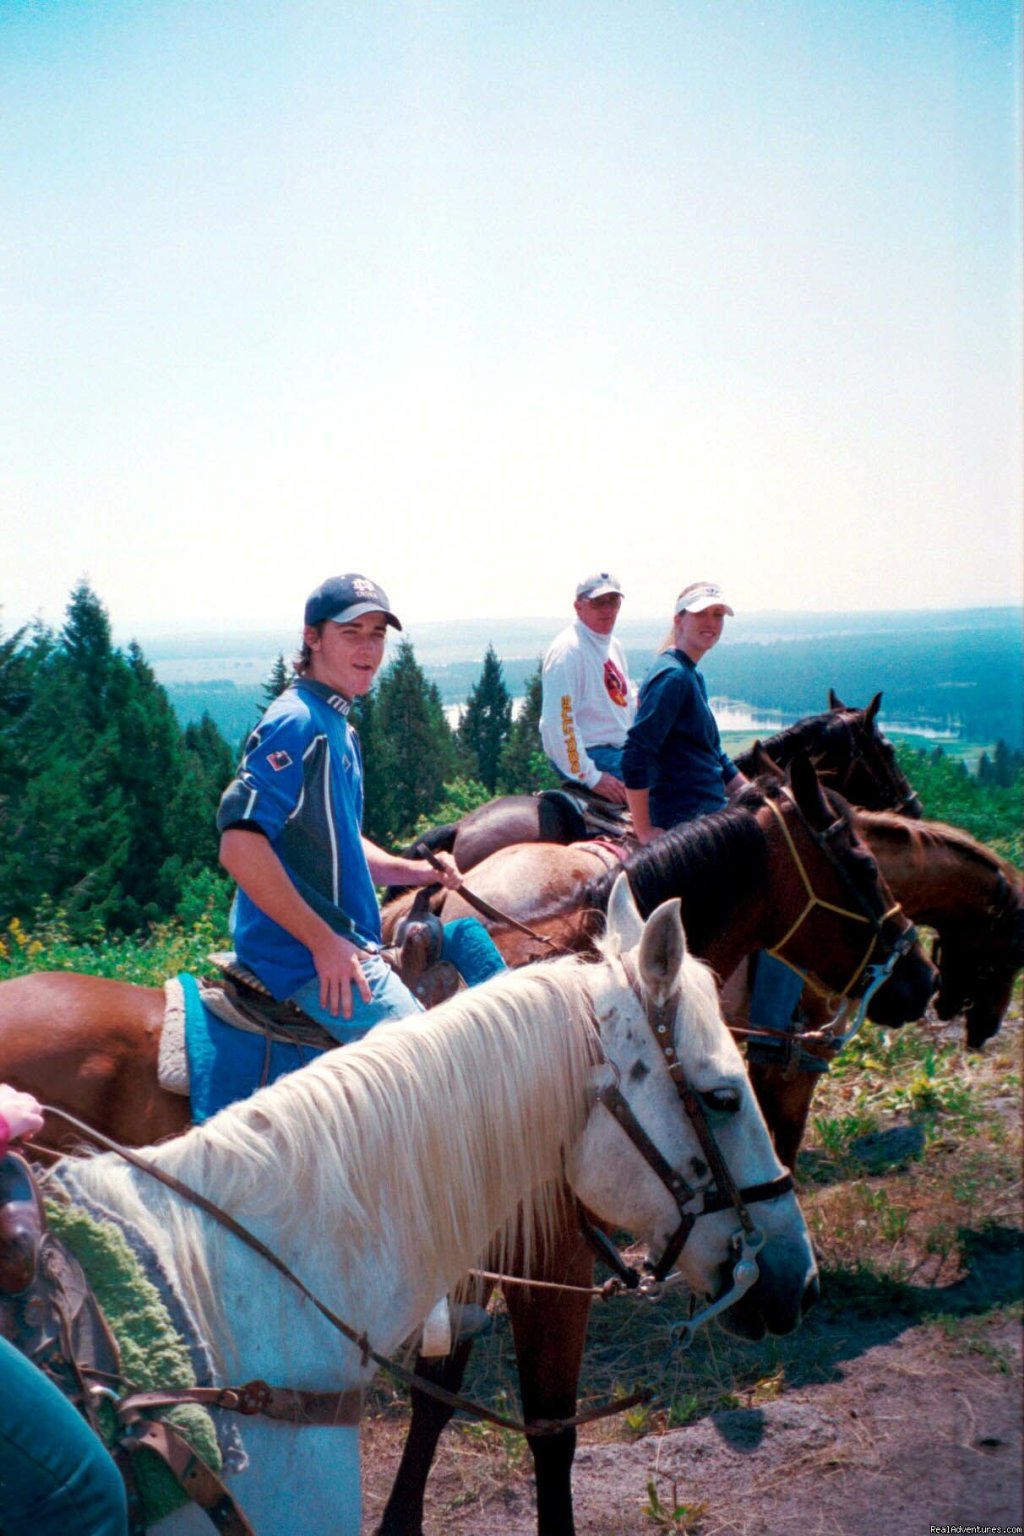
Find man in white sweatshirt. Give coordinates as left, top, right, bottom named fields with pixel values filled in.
left=539, top=572, right=636, bottom=804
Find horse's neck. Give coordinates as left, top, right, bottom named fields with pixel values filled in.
left=630, top=823, right=770, bottom=976
left=871, top=822, right=1002, bottom=929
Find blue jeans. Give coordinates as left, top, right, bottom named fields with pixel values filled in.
left=746, top=953, right=828, bottom=1073
left=287, top=921, right=507, bottom=1045
left=288, top=951, right=422, bottom=1045
left=0, top=1335, right=128, bottom=1536
left=547, top=743, right=625, bottom=786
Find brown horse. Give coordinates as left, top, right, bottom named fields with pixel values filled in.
left=742, top=810, right=1024, bottom=1171
left=391, top=691, right=922, bottom=887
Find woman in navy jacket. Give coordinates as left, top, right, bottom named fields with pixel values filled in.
left=622, top=582, right=745, bottom=840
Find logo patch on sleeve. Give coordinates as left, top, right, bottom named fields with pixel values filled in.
left=267, top=750, right=293, bottom=772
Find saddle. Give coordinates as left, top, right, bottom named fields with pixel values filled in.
left=0, top=1153, right=122, bottom=1435
left=0, top=1154, right=256, bottom=1535
left=203, top=893, right=462, bottom=1044
left=541, top=784, right=632, bottom=842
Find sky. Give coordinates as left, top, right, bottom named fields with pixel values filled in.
left=2, top=0, right=1021, bottom=638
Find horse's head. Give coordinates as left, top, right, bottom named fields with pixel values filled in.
left=825, top=690, right=923, bottom=818
left=572, top=877, right=819, bottom=1342
left=933, top=874, right=1024, bottom=1049
left=755, top=752, right=938, bottom=1027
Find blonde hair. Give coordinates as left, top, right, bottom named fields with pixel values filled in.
left=659, top=582, right=713, bottom=652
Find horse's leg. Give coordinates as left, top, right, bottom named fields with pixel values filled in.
left=373, top=1341, right=475, bottom=1536
left=747, top=1060, right=822, bottom=1173
left=504, top=1229, right=596, bottom=1536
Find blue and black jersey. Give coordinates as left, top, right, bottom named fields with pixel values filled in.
left=217, top=678, right=382, bottom=999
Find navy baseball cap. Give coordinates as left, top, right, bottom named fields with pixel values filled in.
left=304, top=574, right=402, bottom=630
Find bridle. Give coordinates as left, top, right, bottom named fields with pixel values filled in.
left=580, top=951, right=794, bottom=1346
left=760, top=789, right=920, bottom=1048
left=829, top=717, right=920, bottom=815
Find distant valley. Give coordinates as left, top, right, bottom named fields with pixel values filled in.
left=136, top=606, right=1023, bottom=757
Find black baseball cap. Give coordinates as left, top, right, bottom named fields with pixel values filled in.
left=304, top=574, right=402, bottom=630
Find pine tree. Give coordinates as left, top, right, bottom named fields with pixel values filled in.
left=497, top=661, right=560, bottom=793
left=0, top=584, right=235, bottom=934
left=61, top=578, right=115, bottom=725
left=457, top=645, right=512, bottom=794
left=263, top=652, right=292, bottom=702
left=371, top=640, right=457, bottom=843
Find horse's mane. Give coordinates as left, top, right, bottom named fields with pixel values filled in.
left=857, top=809, right=1022, bottom=885
left=61, top=957, right=605, bottom=1355
left=580, top=783, right=773, bottom=951
left=734, top=711, right=848, bottom=774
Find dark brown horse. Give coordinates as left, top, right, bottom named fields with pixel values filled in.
left=369, top=761, right=937, bottom=1536
left=390, top=691, right=922, bottom=889
left=741, top=810, right=1024, bottom=1171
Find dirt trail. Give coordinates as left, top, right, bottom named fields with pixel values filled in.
left=362, top=1304, right=1022, bottom=1535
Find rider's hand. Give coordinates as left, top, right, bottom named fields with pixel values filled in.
left=635, top=825, right=665, bottom=846
left=428, top=851, right=463, bottom=891
left=593, top=772, right=628, bottom=806
left=311, top=933, right=372, bottom=1020
left=0, top=1084, right=44, bottom=1142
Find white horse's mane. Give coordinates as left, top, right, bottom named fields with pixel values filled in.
left=63, top=956, right=606, bottom=1341
left=61, top=936, right=735, bottom=1355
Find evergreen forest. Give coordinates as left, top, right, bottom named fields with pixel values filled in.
left=1, top=582, right=1020, bottom=975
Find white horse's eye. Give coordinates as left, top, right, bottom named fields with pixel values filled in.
left=698, top=1086, right=742, bottom=1117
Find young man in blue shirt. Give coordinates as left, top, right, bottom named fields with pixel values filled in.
left=218, top=573, right=485, bottom=1042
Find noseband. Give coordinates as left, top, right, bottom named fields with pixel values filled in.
left=762, top=790, right=919, bottom=1033
left=580, top=952, right=794, bottom=1344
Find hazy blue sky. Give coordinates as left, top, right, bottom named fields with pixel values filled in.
left=2, top=0, right=1020, bottom=635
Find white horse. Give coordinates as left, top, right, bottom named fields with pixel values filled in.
left=56, top=879, right=817, bottom=1534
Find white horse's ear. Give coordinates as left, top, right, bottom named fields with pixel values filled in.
left=605, top=872, right=643, bottom=953
left=639, top=898, right=686, bottom=1007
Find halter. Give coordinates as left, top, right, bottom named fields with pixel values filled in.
left=762, top=790, right=918, bottom=1042
left=581, top=951, right=794, bottom=1346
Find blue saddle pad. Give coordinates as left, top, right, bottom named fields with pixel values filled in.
left=179, top=973, right=329, bottom=1124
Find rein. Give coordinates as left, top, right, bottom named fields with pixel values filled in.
left=583, top=953, right=794, bottom=1347
left=39, top=1109, right=647, bottom=1440
left=412, top=841, right=561, bottom=949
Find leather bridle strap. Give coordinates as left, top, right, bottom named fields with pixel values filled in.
left=590, top=955, right=793, bottom=1287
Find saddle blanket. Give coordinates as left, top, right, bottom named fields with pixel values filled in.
left=163, top=973, right=329, bottom=1124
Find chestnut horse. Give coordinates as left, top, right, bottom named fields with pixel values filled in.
left=392, top=691, right=922, bottom=887
left=742, top=809, right=1024, bottom=1171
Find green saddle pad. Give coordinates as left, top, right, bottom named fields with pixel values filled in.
left=45, top=1196, right=223, bottom=1527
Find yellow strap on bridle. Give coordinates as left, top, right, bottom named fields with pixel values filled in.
left=763, top=792, right=902, bottom=1005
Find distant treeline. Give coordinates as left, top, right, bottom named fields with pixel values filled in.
left=694, top=627, right=1023, bottom=748
left=2, top=581, right=1020, bottom=944
left=163, top=620, right=1023, bottom=751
